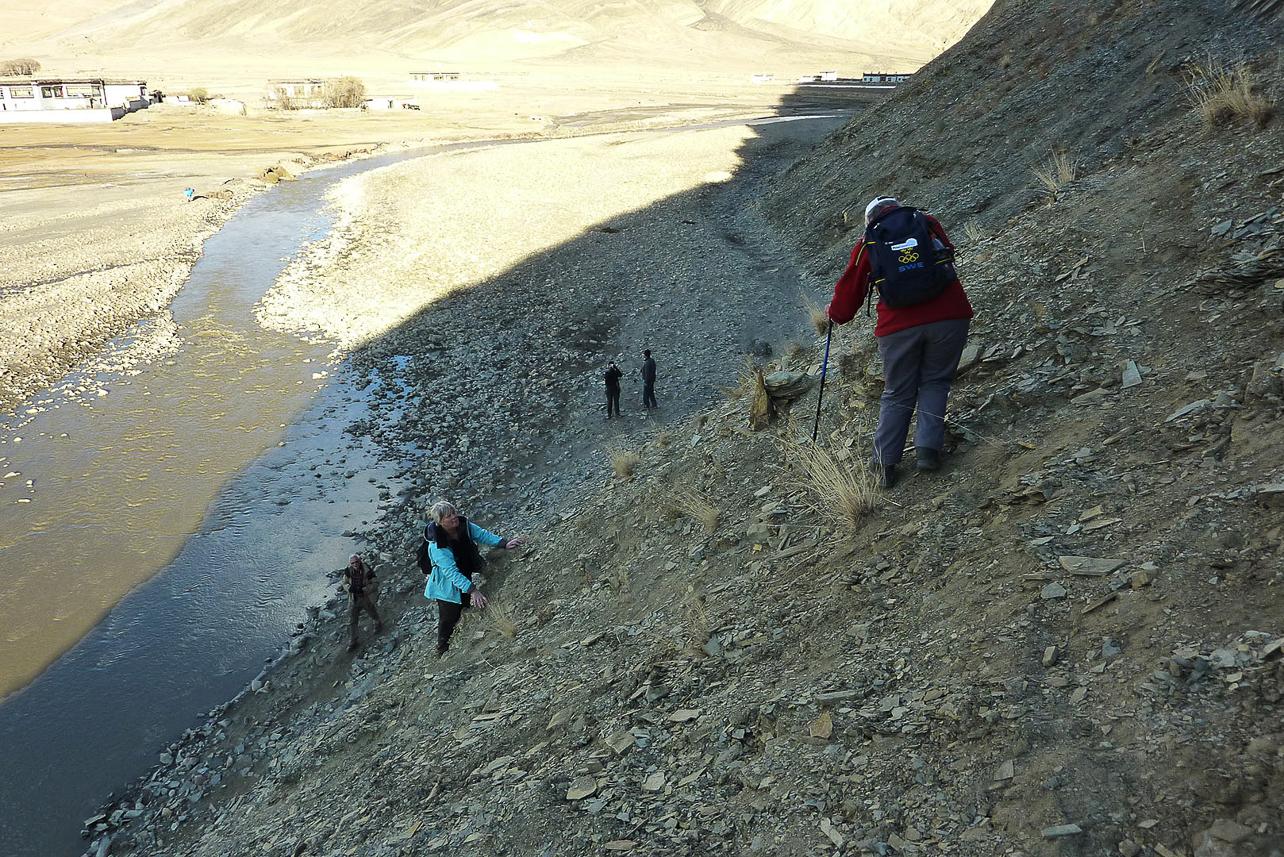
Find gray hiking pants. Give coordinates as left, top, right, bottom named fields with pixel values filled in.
left=348, top=594, right=381, bottom=645
left=873, top=318, right=971, bottom=465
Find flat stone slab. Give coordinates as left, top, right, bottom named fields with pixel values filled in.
left=1058, top=556, right=1125, bottom=576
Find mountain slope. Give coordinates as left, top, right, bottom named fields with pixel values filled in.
left=6, top=0, right=995, bottom=72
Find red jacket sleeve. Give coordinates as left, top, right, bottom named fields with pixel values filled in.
left=827, top=238, right=871, bottom=324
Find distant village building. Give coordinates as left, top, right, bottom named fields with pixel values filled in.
left=0, top=78, right=150, bottom=123
left=750, top=73, right=775, bottom=84
left=862, top=72, right=912, bottom=85
left=797, top=71, right=841, bottom=84
left=267, top=79, right=327, bottom=107
left=409, top=71, right=497, bottom=92
left=411, top=71, right=461, bottom=83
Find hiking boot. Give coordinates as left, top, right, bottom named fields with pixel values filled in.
left=916, top=447, right=941, bottom=472
left=879, top=464, right=898, bottom=489
left=347, top=640, right=359, bottom=652
left=435, top=645, right=448, bottom=658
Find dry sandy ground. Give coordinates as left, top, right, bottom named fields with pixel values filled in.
left=256, top=125, right=761, bottom=350
left=0, top=81, right=791, bottom=415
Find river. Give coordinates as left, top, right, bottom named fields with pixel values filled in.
left=0, top=150, right=424, bottom=857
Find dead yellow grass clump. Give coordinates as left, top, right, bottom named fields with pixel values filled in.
left=674, top=490, right=720, bottom=533
left=607, top=445, right=640, bottom=479
left=1185, top=59, right=1274, bottom=128
left=1032, top=149, right=1077, bottom=202
left=482, top=598, right=518, bottom=640
left=801, top=292, right=830, bottom=336
left=731, top=356, right=758, bottom=400
left=680, top=590, right=711, bottom=656
left=785, top=439, right=879, bottom=531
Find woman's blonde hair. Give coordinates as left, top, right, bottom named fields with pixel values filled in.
left=431, top=500, right=457, bottom=523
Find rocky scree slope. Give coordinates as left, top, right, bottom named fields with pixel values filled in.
left=74, top=3, right=1284, bottom=857
left=80, top=278, right=1284, bottom=857
left=763, top=0, right=1284, bottom=263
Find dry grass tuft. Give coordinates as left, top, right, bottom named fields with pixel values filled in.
left=1032, top=149, right=1077, bottom=202
left=674, top=490, right=720, bottom=533
left=801, top=293, right=830, bottom=336
left=482, top=598, right=518, bottom=640
left=681, top=590, right=711, bottom=656
left=656, top=431, right=672, bottom=447
left=607, top=445, right=640, bottom=479
left=784, top=438, right=880, bottom=531
left=962, top=220, right=987, bottom=244
left=1185, top=59, right=1274, bottom=128
left=607, top=568, right=630, bottom=592
left=728, top=355, right=759, bottom=400
left=786, top=339, right=812, bottom=364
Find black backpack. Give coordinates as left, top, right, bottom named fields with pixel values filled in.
left=864, top=207, right=955, bottom=308
left=416, top=539, right=433, bottom=576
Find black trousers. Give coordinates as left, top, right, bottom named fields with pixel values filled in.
left=436, top=598, right=470, bottom=652
left=606, top=387, right=621, bottom=416
left=643, top=383, right=657, bottom=408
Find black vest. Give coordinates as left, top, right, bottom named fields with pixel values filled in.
left=427, top=516, right=484, bottom=576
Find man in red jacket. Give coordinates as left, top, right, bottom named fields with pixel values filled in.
left=827, top=196, right=973, bottom=488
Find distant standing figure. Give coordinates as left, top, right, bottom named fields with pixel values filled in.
left=422, top=500, right=523, bottom=656
left=604, top=361, right=623, bottom=418
left=827, top=196, right=973, bottom=489
left=641, top=349, right=658, bottom=409
left=343, top=554, right=382, bottom=651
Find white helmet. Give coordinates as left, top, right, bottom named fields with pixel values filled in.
left=864, top=196, right=900, bottom=222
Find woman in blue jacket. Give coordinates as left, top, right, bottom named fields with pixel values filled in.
left=423, top=500, right=522, bottom=655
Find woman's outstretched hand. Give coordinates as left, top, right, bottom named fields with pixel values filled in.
left=504, top=537, right=524, bottom=549
left=470, top=589, right=488, bottom=609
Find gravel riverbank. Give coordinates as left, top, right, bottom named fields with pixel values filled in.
left=76, top=113, right=851, bottom=856
left=0, top=140, right=394, bottom=415
left=255, top=118, right=847, bottom=513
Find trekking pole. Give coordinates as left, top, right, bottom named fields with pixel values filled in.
left=811, top=320, right=833, bottom=443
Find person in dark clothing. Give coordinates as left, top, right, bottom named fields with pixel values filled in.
left=343, top=554, right=382, bottom=651
left=422, top=500, right=523, bottom=656
left=641, top=349, right=658, bottom=409
left=827, top=196, right=973, bottom=489
left=604, top=361, right=623, bottom=418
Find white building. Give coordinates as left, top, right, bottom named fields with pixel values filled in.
left=862, top=72, right=912, bottom=85
left=266, top=79, right=327, bottom=107
left=409, top=71, right=497, bottom=92
left=0, top=78, right=149, bottom=123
